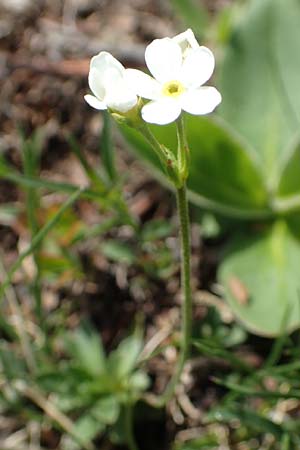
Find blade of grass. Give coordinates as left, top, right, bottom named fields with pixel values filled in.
left=0, top=189, right=82, bottom=301
left=22, top=132, right=43, bottom=321
left=0, top=253, right=36, bottom=373
left=208, top=404, right=285, bottom=439
left=0, top=157, right=99, bottom=199
left=67, top=134, right=107, bottom=191
left=281, top=433, right=290, bottom=450
left=193, top=339, right=253, bottom=373
left=0, top=158, right=136, bottom=226
left=212, top=377, right=300, bottom=400
left=100, top=111, right=116, bottom=183
left=70, top=217, right=120, bottom=244
left=259, top=361, right=300, bottom=376
left=263, top=303, right=291, bottom=369
left=68, top=127, right=136, bottom=228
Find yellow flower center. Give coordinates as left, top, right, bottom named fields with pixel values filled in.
left=162, top=80, right=185, bottom=98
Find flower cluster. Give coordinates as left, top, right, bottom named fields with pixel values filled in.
left=84, top=29, right=221, bottom=125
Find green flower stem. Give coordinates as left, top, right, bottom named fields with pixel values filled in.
left=138, top=125, right=179, bottom=185
left=142, top=118, right=192, bottom=408
left=155, top=182, right=192, bottom=406
left=138, top=125, right=166, bottom=165
left=176, top=185, right=192, bottom=354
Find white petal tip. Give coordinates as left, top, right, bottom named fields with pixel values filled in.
left=84, top=94, right=107, bottom=110
left=141, top=99, right=181, bottom=125
left=181, top=87, right=222, bottom=116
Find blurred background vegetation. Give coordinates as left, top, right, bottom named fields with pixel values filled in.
left=1, top=0, right=300, bottom=449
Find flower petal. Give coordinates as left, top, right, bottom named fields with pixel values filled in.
left=145, top=38, right=182, bottom=83
left=90, top=51, right=124, bottom=78
left=172, top=28, right=199, bottom=54
left=88, top=68, right=106, bottom=100
left=89, top=51, right=124, bottom=97
left=141, top=98, right=181, bottom=125
left=105, top=79, right=137, bottom=113
left=179, top=46, right=215, bottom=88
left=180, top=86, right=222, bottom=115
left=84, top=94, right=107, bottom=110
left=124, top=69, right=161, bottom=100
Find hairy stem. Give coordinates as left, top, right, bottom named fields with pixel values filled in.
left=158, top=183, right=192, bottom=405
left=141, top=118, right=192, bottom=408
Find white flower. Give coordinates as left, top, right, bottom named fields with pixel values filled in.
left=84, top=51, right=137, bottom=113
left=172, top=28, right=200, bottom=55
left=125, top=31, right=221, bottom=125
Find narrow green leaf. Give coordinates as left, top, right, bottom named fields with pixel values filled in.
left=141, top=219, right=173, bottom=242
left=108, top=334, right=143, bottom=380
left=67, top=134, right=106, bottom=190
left=68, top=321, right=106, bottom=377
left=91, top=396, right=120, bottom=424
left=0, top=157, right=134, bottom=220
left=21, top=132, right=42, bottom=318
left=208, top=404, right=285, bottom=439
left=101, top=241, right=136, bottom=265
left=100, top=111, right=116, bottom=182
left=0, top=157, right=98, bottom=199
left=213, top=377, right=300, bottom=400
left=73, top=413, right=105, bottom=446
left=193, top=340, right=252, bottom=373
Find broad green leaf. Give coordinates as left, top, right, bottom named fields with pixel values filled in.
left=277, top=141, right=300, bottom=197
left=170, top=0, right=208, bottom=38
left=68, top=322, right=106, bottom=377
left=121, top=115, right=269, bottom=219
left=219, top=220, right=300, bottom=336
left=219, top=0, right=300, bottom=186
left=272, top=139, right=300, bottom=215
